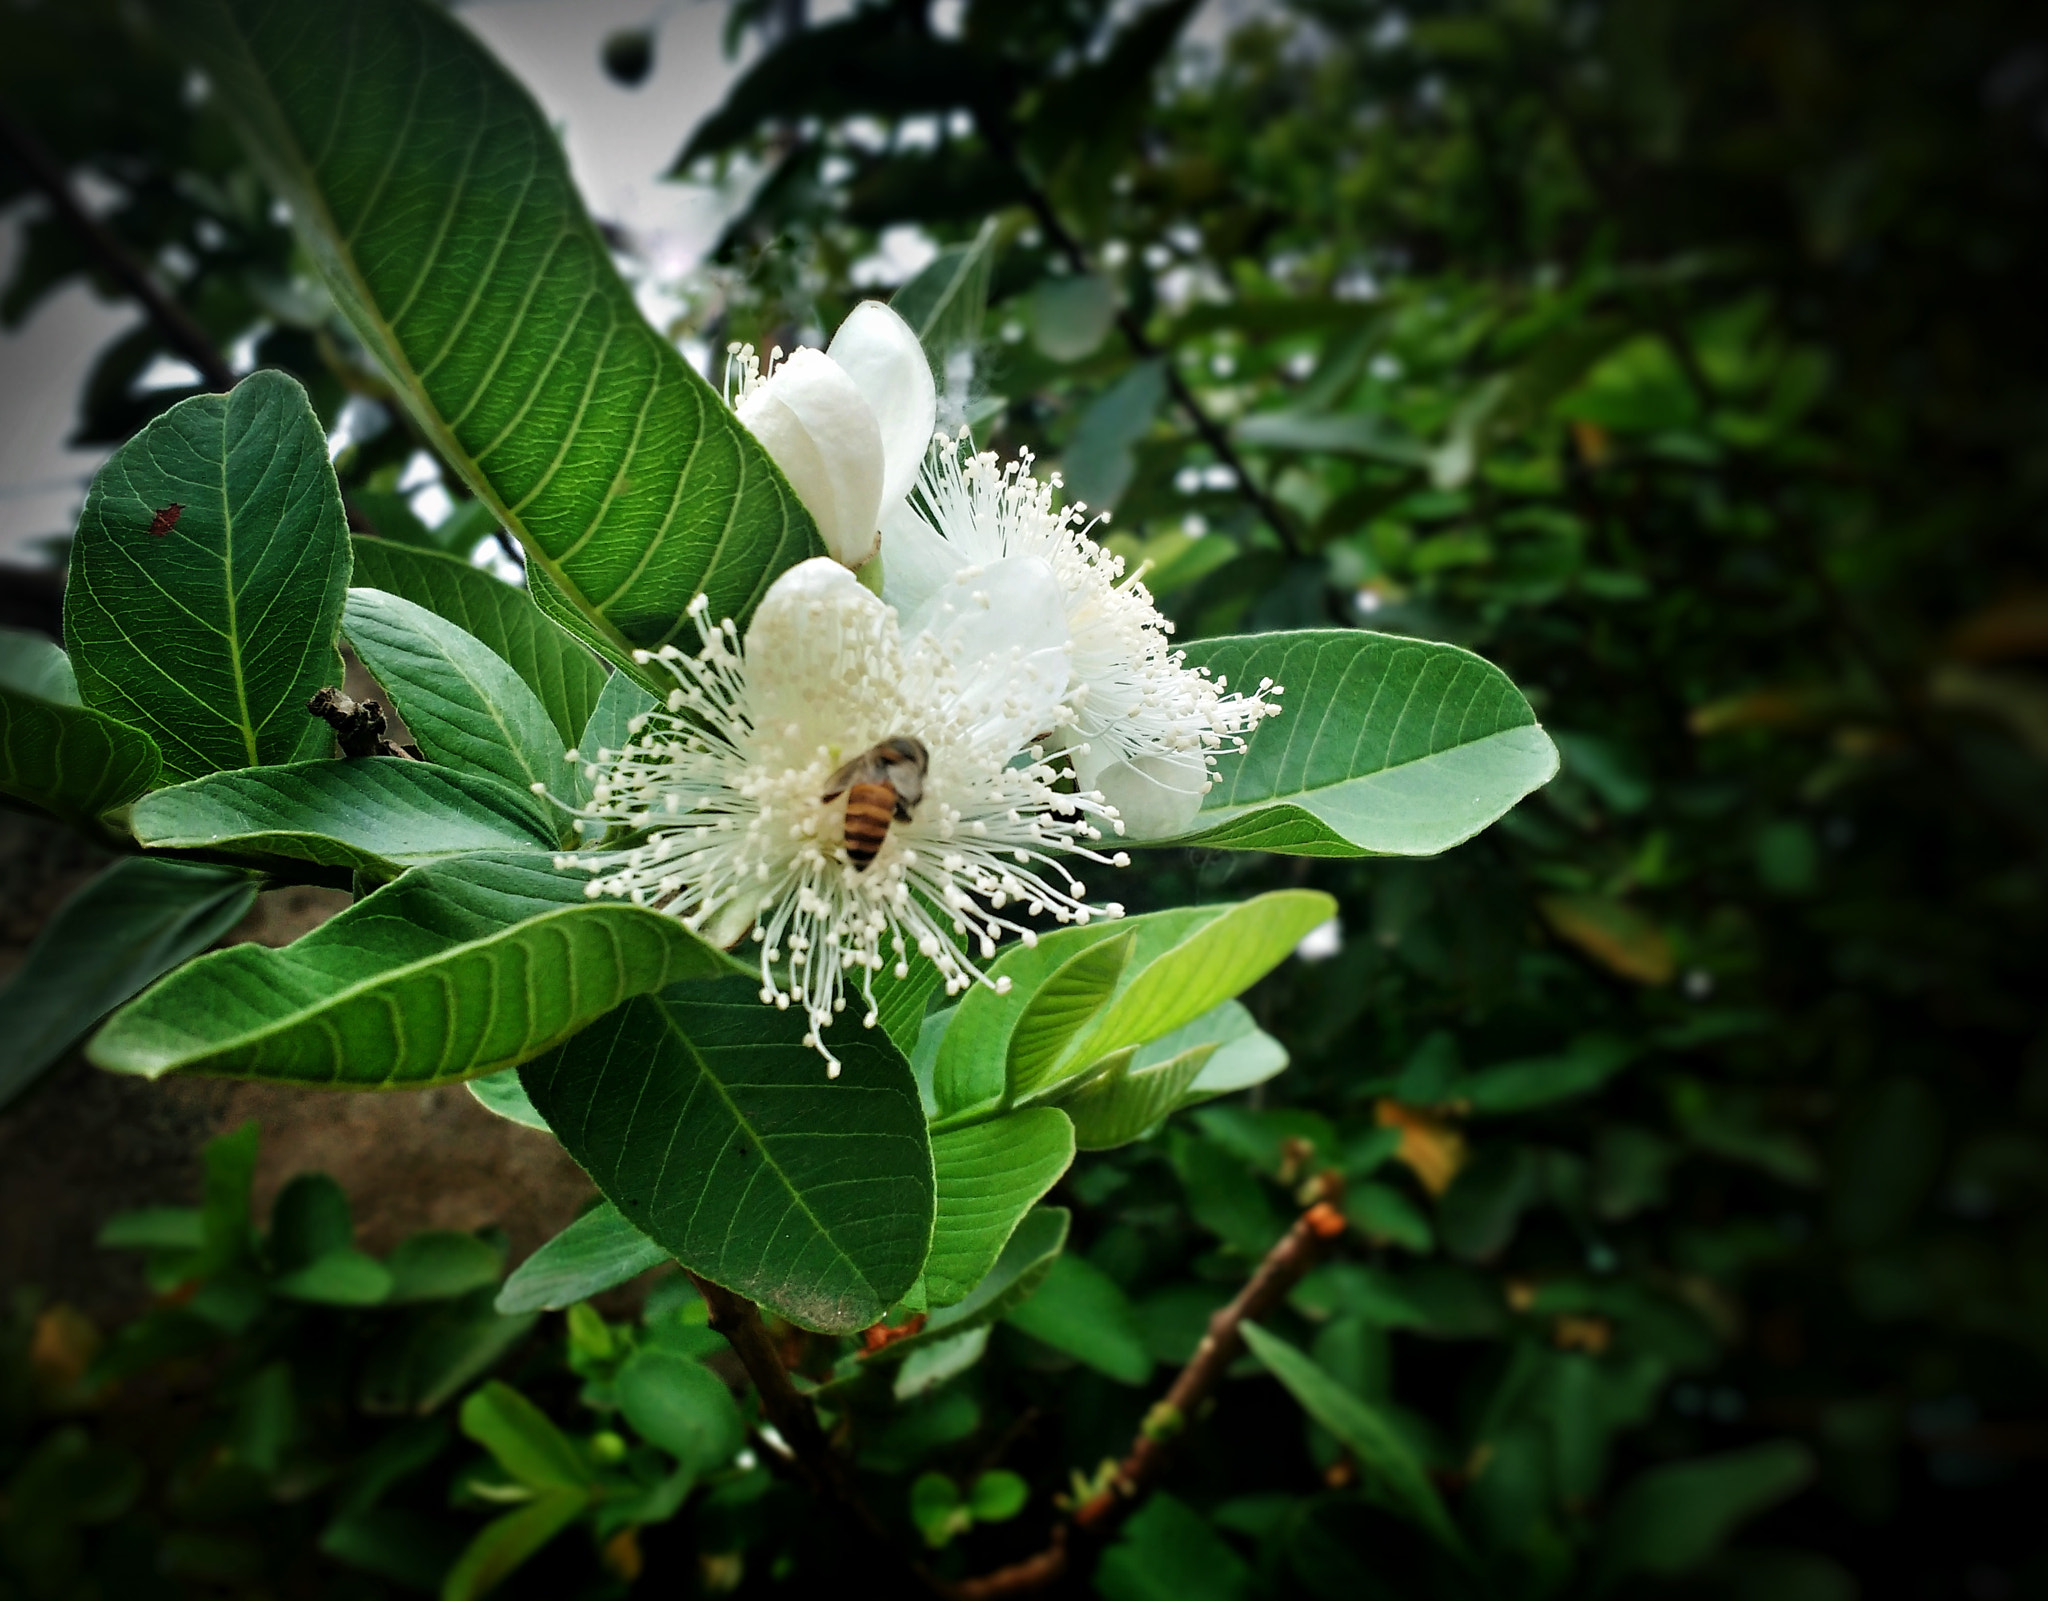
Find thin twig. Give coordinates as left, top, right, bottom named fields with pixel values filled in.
left=0, top=101, right=237, bottom=393
left=971, top=108, right=1303, bottom=559
left=688, top=1273, right=947, bottom=1596
left=947, top=1197, right=1347, bottom=1599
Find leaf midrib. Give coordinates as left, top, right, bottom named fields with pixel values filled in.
left=102, top=901, right=682, bottom=1076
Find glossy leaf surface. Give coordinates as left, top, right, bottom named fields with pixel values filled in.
left=89, top=854, right=729, bottom=1084
left=1171, top=631, right=1558, bottom=856
left=522, top=977, right=934, bottom=1333
left=924, top=1109, right=1075, bottom=1306
left=176, top=0, right=820, bottom=656
left=0, top=686, right=161, bottom=828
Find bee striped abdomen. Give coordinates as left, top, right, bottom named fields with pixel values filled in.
left=841, top=782, right=897, bottom=869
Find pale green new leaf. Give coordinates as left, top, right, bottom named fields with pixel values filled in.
left=521, top=977, right=934, bottom=1333
left=88, top=854, right=730, bottom=1085
left=0, top=627, right=78, bottom=703
left=0, top=687, right=161, bottom=829
left=1159, top=999, right=1290, bottom=1105
left=130, top=758, right=558, bottom=876
left=494, top=1204, right=668, bottom=1315
left=174, top=0, right=820, bottom=659
left=65, top=371, right=349, bottom=781
left=342, top=588, right=567, bottom=801
left=925, top=1108, right=1075, bottom=1306
left=1241, top=1320, right=1467, bottom=1556
left=1168, top=631, right=1558, bottom=856
left=1055, top=1045, right=1211, bottom=1151
left=0, top=858, right=257, bottom=1111
left=1005, top=934, right=1134, bottom=1104
left=349, top=537, right=606, bottom=747
left=856, top=1207, right=1069, bottom=1370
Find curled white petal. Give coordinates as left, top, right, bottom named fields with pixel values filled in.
left=827, top=301, right=937, bottom=509
left=736, top=348, right=885, bottom=567
left=1074, top=748, right=1207, bottom=840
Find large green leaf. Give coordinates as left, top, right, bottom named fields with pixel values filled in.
left=0, top=686, right=161, bottom=828
left=88, top=854, right=730, bottom=1085
left=342, top=588, right=568, bottom=800
left=520, top=977, right=934, bottom=1333
left=130, top=758, right=558, bottom=875
left=1240, top=1320, right=1467, bottom=1556
left=1168, top=632, right=1558, bottom=856
left=0, top=858, right=257, bottom=1111
left=924, top=1109, right=1076, bottom=1307
left=175, top=0, right=820, bottom=658
left=64, top=371, right=350, bottom=782
left=494, top=1204, right=667, bottom=1315
left=348, top=537, right=606, bottom=747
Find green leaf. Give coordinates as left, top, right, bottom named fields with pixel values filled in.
left=1345, top=1184, right=1435, bottom=1253
left=1161, top=1000, right=1290, bottom=1106
left=855, top=1207, right=1070, bottom=1371
left=460, top=1380, right=596, bottom=1491
left=1462, top=1035, right=1637, bottom=1116
left=467, top=1067, right=552, bottom=1131
left=890, top=220, right=996, bottom=372
left=0, top=685, right=162, bottom=827
left=521, top=977, right=935, bottom=1333
left=614, top=1348, right=745, bottom=1475
left=274, top=1250, right=394, bottom=1305
left=1054, top=1044, right=1211, bottom=1151
left=64, top=371, right=350, bottom=782
left=968, top=1469, right=1029, bottom=1522
left=1060, top=359, right=1166, bottom=512
left=1058, top=892, right=1332, bottom=1083
left=89, top=853, right=730, bottom=1085
left=1003, top=1250, right=1152, bottom=1384
left=349, top=537, right=607, bottom=749
left=494, top=1204, right=668, bottom=1315
left=385, top=1232, right=505, bottom=1304
left=0, top=858, right=256, bottom=1111
left=1593, top=1441, right=1814, bottom=1592
left=1005, top=933, right=1135, bottom=1103
left=0, top=626, right=78, bottom=702
left=574, top=667, right=658, bottom=763
left=177, top=0, right=819, bottom=659
left=925, top=1109, right=1076, bottom=1306
left=342, top=588, right=569, bottom=801
left=269, top=1171, right=354, bottom=1268
left=1096, top=1492, right=1254, bottom=1601
left=1240, top=1320, right=1467, bottom=1556
left=1168, top=632, right=1559, bottom=856
left=439, top=1487, right=586, bottom=1601
left=130, top=758, right=559, bottom=875
left=1233, top=408, right=1432, bottom=467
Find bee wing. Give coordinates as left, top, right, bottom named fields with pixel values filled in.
left=821, top=751, right=873, bottom=800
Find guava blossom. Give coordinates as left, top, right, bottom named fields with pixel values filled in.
left=727, top=302, right=936, bottom=568
left=556, top=558, right=1126, bottom=1073
left=880, top=437, right=1284, bottom=839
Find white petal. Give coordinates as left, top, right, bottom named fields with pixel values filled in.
left=744, top=557, right=892, bottom=729
left=877, top=496, right=969, bottom=624
left=1076, top=748, right=1207, bottom=840
left=828, top=301, right=937, bottom=509
left=737, top=348, right=885, bottom=567
left=910, top=554, right=1071, bottom=746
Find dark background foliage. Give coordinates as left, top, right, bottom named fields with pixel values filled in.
left=4, top=0, right=2047, bottom=1596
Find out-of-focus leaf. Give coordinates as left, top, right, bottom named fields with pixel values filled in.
left=614, top=1348, right=744, bottom=1475
left=1461, top=1035, right=1637, bottom=1115
left=1096, top=1491, right=1254, bottom=1601
left=1003, top=1250, right=1151, bottom=1384
left=891, top=220, right=997, bottom=375
left=0, top=858, right=256, bottom=1111
left=1538, top=895, right=1675, bottom=985
left=1242, top=1320, right=1467, bottom=1556
left=1061, top=359, right=1166, bottom=512
left=1592, top=1441, right=1814, bottom=1591
left=1028, top=274, right=1117, bottom=363
left=440, top=1488, right=587, bottom=1601
left=494, top=1205, right=668, bottom=1315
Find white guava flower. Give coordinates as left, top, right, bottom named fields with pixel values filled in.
left=880, top=437, right=1284, bottom=839
left=555, top=558, right=1125, bottom=1074
left=727, top=301, right=937, bottom=568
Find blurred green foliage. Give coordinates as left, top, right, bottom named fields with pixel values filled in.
left=6, top=0, right=2048, bottom=1595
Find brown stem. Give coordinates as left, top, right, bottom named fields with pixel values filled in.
left=689, top=1273, right=948, bottom=1596
left=947, top=1198, right=1346, bottom=1599
left=972, top=109, right=1303, bottom=559
left=0, top=101, right=237, bottom=393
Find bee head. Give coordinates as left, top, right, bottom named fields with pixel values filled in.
left=876, top=736, right=928, bottom=772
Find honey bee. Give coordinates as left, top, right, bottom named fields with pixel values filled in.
left=822, top=736, right=928, bottom=870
